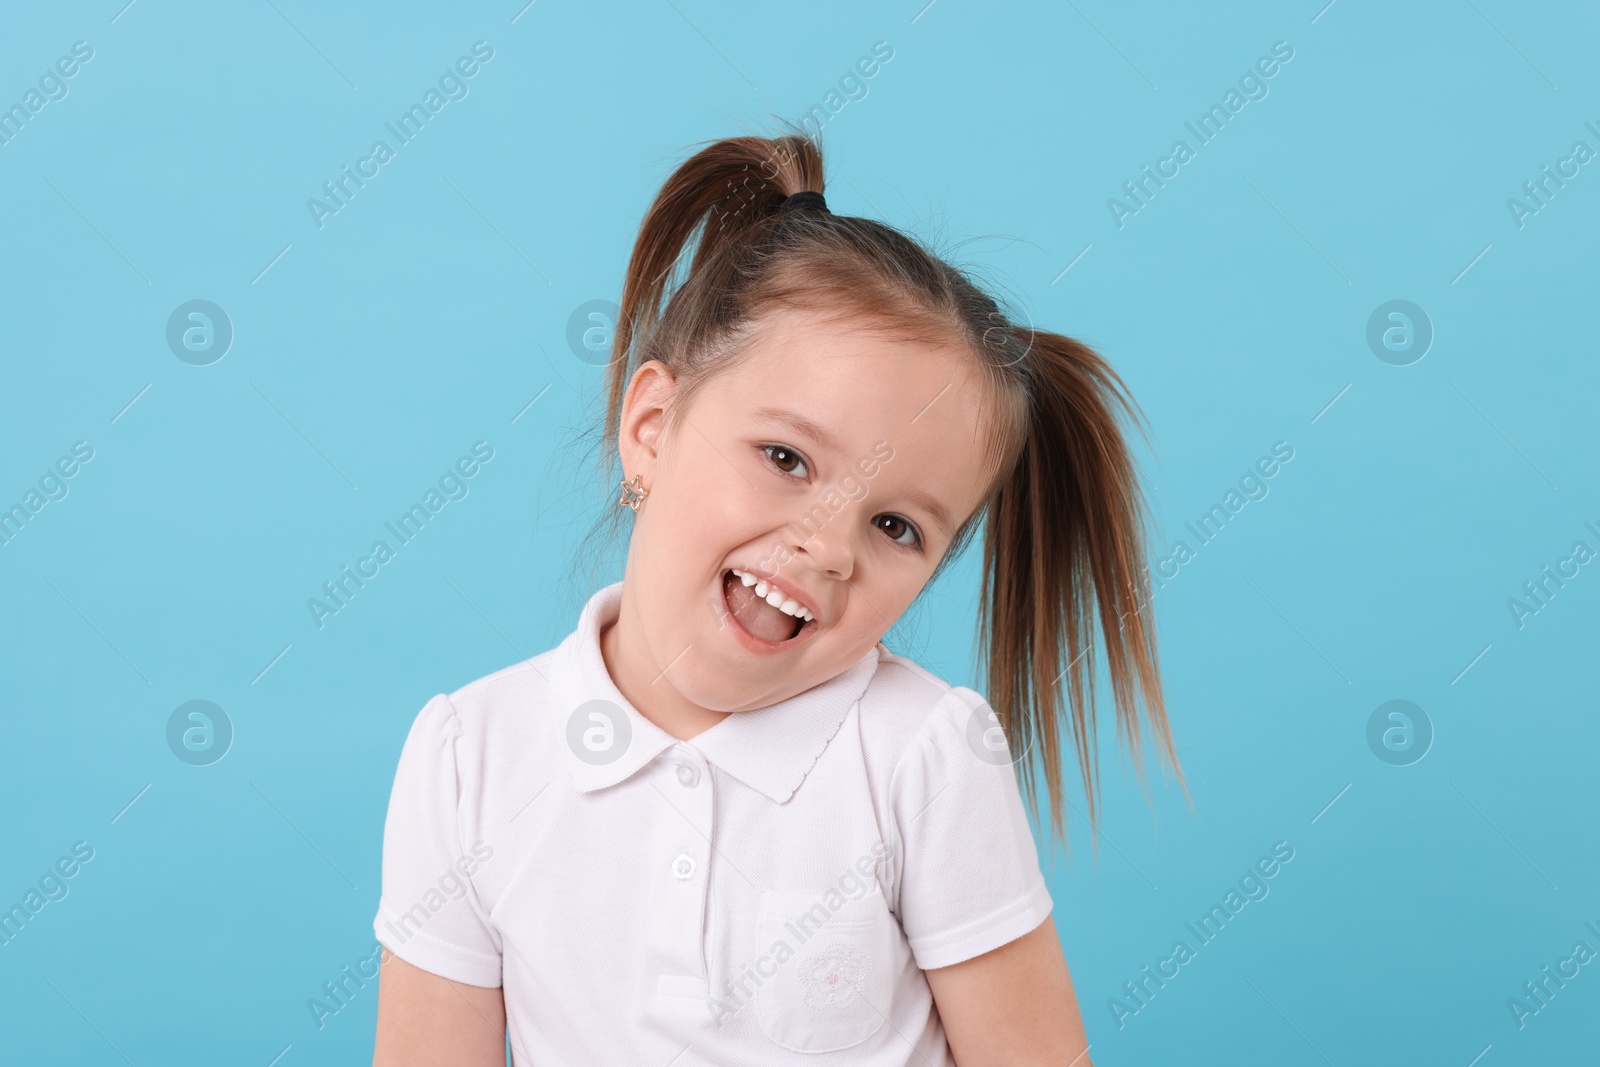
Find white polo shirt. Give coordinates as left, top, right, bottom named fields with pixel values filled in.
left=373, top=580, right=1054, bottom=1064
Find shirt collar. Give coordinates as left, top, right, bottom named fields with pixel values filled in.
left=550, top=581, right=882, bottom=804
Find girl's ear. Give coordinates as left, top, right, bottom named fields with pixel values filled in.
left=617, top=360, right=677, bottom=482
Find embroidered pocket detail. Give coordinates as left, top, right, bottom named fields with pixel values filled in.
left=796, top=942, right=870, bottom=1010
left=754, top=884, right=895, bottom=1053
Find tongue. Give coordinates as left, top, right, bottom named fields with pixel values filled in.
left=725, top=573, right=799, bottom=642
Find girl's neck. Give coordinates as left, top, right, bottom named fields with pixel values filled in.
left=598, top=598, right=730, bottom=743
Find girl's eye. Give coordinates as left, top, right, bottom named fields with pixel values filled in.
left=760, top=443, right=921, bottom=550
left=761, top=444, right=809, bottom=478
left=874, top=514, right=922, bottom=550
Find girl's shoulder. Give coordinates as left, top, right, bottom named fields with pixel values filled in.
left=396, top=647, right=567, bottom=773
left=858, top=647, right=997, bottom=777
left=446, top=649, right=564, bottom=722
left=857, top=648, right=1052, bottom=970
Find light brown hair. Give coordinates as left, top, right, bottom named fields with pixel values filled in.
left=596, top=122, right=1187, bottom=852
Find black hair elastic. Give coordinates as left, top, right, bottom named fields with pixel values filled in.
left=778, top=190, right=828, bottom=213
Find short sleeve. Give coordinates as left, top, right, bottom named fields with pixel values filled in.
left=373, top=693, right=503, bottom=987
left=888, top=686, right=1054, bottom=971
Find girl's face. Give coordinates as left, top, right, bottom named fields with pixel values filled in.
left=613, top=305, right=999, bottom=716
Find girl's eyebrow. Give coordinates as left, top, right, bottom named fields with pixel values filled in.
left=753, top=406, right=843, bottom=453
left=900, top=487, right=955, bottom=540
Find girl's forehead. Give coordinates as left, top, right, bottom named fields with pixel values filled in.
left=718, top=335, right=990, bottom=439
left=721, top=311, right=982, bottom=405
left=741, top=304, right=956, bottom=359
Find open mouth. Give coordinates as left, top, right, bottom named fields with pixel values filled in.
left=721, top=569, right=814, bottom=645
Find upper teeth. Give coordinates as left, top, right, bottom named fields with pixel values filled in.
left=730, top=569, right=814, bottom=623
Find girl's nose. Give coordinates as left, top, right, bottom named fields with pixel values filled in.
left=784, top=505, right=857, bottom=581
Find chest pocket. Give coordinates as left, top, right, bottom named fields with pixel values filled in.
left=754, top=883, right=896, bottom=1053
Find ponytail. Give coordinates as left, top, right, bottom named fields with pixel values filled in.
left=978, top=327, right=1188, bottom=854
left=604, top=128, right=824, bottom=455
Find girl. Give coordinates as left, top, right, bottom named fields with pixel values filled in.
left=371, top=127, right=1184, bottom=1066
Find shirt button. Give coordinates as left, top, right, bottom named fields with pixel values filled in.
left=676, top=763, right=700, bottom=787
left=671, top=852, right=696, bottom=880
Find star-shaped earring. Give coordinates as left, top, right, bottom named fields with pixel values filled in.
left=617, top=473, right=648, bottom=512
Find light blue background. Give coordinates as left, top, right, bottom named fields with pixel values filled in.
left=2, top=1, right=1596, bottom=1063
